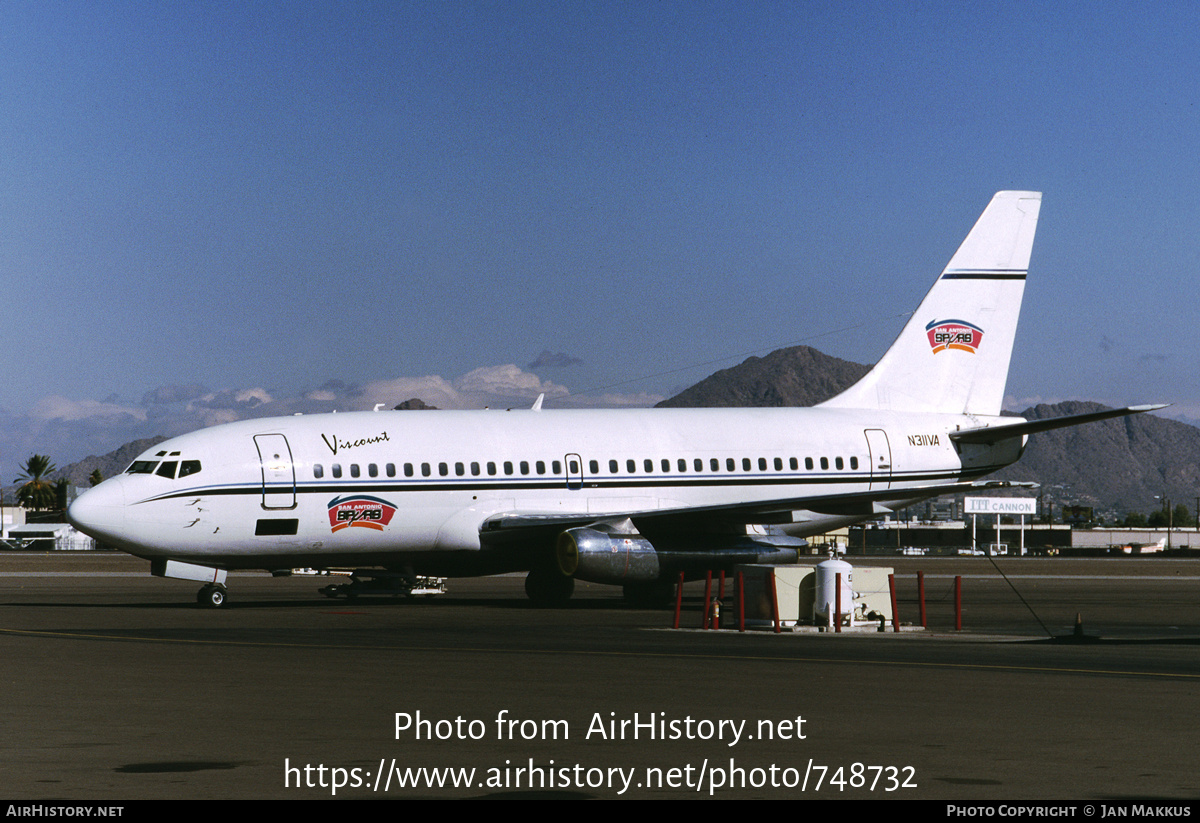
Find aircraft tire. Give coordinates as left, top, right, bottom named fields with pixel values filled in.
left=524, top=567, right=574, bottom=607
left=197, top=583, right=228, bottom=609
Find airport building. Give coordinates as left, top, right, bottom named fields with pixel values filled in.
left=0, top=504, right=26, bottom=539
left=5, top=522, right=94, bottom=552
left=1, top=486, right=94, bottom=550
left=848, top=519, right=1199, bottom=555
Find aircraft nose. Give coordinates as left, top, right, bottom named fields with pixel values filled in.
left=68, top=479, right=127, bottom=545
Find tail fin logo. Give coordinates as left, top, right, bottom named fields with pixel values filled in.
left=926, top=319, right=984, bottom=354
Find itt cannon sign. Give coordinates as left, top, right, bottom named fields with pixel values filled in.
left=963, top=497, right=1037, bottom=516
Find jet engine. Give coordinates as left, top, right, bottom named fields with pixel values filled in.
left=553, top=525, right=804, bottom=587
left=556, top=527, right=660, bottom=584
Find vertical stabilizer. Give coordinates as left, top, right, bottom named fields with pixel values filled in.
left=818, top=191, right=1041, bottom=415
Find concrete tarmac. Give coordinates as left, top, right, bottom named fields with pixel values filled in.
left=3, top=552, right=1200, bottom=800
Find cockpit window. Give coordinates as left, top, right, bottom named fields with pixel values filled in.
left=126, top=458, right=201, bottom=478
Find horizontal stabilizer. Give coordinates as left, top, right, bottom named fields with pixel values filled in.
left=798, top=480, right=1037, bottom=517
left=949, top=404, right=1168, bottom=445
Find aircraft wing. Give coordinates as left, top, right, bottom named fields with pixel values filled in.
left=479, top=479, right=1035, bottom=543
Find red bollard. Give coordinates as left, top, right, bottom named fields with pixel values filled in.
left=918, top=570, right=927, bottom=628
left=768, top=569, right=780, bottom=633
left=702, top=571, right=713, bottom=629
left=672, top=571, right=684, bottom=629
left=888, top=573, right=899, bottom=632
left=737, top=571, right=745, bottom=633
left=954, top=575, right=963, bottom=631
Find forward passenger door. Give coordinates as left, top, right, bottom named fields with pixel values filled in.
left=254, top=434, right=297, bottom=509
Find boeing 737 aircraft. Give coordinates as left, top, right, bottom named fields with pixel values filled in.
left=68, top=191, right=1162, bottom=607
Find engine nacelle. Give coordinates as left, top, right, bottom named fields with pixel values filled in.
left=554, top=526, right=803, bottom=586
left=555, top=528, right=660, bottom=584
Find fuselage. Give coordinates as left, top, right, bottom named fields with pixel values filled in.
left=68, top=405, right=1024, bottom=575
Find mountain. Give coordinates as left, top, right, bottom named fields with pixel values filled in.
left=655, top=346, right=869, bottom=408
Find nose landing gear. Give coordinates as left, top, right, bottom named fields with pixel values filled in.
left=197, top=583, right=228, bottom=608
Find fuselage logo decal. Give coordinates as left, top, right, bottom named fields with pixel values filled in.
left=321, top=431, right=390, bottom=456
left=925, top=319, right=983, bottom=354
left=327, top=495, right=397, bottom=532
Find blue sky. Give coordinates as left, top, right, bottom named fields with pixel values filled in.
left=2, top=2, right=1199, bottom=465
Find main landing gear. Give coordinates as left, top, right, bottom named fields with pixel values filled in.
left=197, top=583, right=228, bottom=608
left=319, top=570, right=447, bottom=600
left=524, top=566, right=574, bottom=606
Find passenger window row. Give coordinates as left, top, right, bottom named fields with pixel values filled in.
left=603, top=456, right=859, bottom=473
left=310, top=455, right=859, bottom=480
left=314, top=460, right=566, bottom=479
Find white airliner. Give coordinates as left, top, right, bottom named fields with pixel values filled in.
left=68, top=191, right=1162, bottom=607
left=1119, top=537, right=1166, bottom=555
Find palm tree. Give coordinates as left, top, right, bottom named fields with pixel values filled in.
left=88, top=469, right=103, bottom=487
left=15, top=455, right=58, bottom=511
left=54, top=477, right=70, bottom=511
